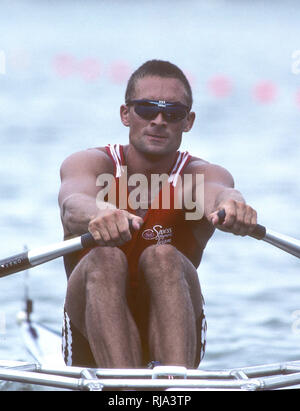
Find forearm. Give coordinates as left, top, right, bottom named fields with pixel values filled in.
left=214, top=187, right=245, bottom=209
left=62, top=194, right=120, bottom=235
left=60, top=194, right=98, bottom=235
left=204, top=184, right=245, bottom=217
left=198, top=164, right=256, bottom=236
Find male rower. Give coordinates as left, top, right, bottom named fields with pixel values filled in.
left=59, top=60, right=257, bottom=369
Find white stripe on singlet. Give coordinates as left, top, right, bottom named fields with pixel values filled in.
left=168, top=151, right=190, bottom=187
left=107, top=145, right=190, bottom=186
left=108, top=144, right=123, bottom=177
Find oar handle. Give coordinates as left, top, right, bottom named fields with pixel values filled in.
left=217, top=209, right=266, bottom=240
left=80, top=232, right=98, bottom=248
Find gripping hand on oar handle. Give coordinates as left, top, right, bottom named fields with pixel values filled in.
left=88, top=208, right=144, bottom=247
left=208, top=199, right=258, bottom=237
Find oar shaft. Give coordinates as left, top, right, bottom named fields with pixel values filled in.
left=263, top=229, right=300, bottom=259
left=217, top=209, right=300, bottom=259
left=0, top=252, right=31, bottom=277
left=0, top=233, right=97, bottom=278
left=0, top=215, right=299, bottom=279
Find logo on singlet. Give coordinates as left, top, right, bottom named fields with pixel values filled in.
left=142, top=225, right=173, bottom=245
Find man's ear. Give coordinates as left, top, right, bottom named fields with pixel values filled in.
left=183, top=111, right=196, bottom=132
left=120, top=104, right=130, bottom=127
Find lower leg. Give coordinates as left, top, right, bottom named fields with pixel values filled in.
left=149, top=283, right=196, bottom=367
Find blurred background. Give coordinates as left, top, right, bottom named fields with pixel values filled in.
left=0, top=0, right=300, bottom=387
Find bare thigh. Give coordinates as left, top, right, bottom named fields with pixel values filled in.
left=65, top=246, right=129, bottom=337
left=134, top=244, right=204, bottom=316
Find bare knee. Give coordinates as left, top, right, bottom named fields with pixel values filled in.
left=139, top=245, right=185, bottom=285
left=87, top=247, right=128, bottom=273
left=85, top=247, right=129, bottom=289
left=139, top=244, right=184, bottom=270
left=66, top=247, right=128, bottom=305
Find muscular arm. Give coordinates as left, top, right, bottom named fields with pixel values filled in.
left=59, top=149, right=111, bottom=236
left=58, top=148, right=143, bottom=245
left=190, top=161, right=257, bottom=237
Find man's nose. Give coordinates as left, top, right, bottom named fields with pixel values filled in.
left=150, top=111, right=167, bottom=125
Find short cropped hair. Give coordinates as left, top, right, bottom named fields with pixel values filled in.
left=125, top=60, right=193, bottom=109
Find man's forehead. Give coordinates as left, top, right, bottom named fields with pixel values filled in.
left=133, top=76, right=188, bottom=103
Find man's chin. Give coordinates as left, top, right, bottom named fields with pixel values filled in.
left=138, top=144, right=172, bottom=159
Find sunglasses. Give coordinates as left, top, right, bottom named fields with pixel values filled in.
left=126, top=99, right=190, bottom=123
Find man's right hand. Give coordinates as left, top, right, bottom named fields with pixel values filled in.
left=88, top=209, right=143, bottom=247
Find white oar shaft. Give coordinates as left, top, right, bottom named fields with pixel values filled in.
left=0, top=233, right=96, bottom=278
left=217, top=209, right=300, bottom=259
left=263, top=229, right=300, bottom=259
left=28, top=237, right=84, bottom=267
left=0, top=220, right=299, bottom=279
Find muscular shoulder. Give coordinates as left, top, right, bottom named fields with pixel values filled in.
left=60, top=147, right=114, bottom=179
left=185, top=156, right=234, bottom=187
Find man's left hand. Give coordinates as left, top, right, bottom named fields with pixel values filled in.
left=208, top=200, right=257, bottom=236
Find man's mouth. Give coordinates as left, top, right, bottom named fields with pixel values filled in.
left=147, top=134, right=167, bottom=139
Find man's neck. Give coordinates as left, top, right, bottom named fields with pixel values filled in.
left=124, top=145, right=178, bottom=179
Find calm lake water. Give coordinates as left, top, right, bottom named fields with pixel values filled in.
left=0, top=0, right=300, bottom=390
